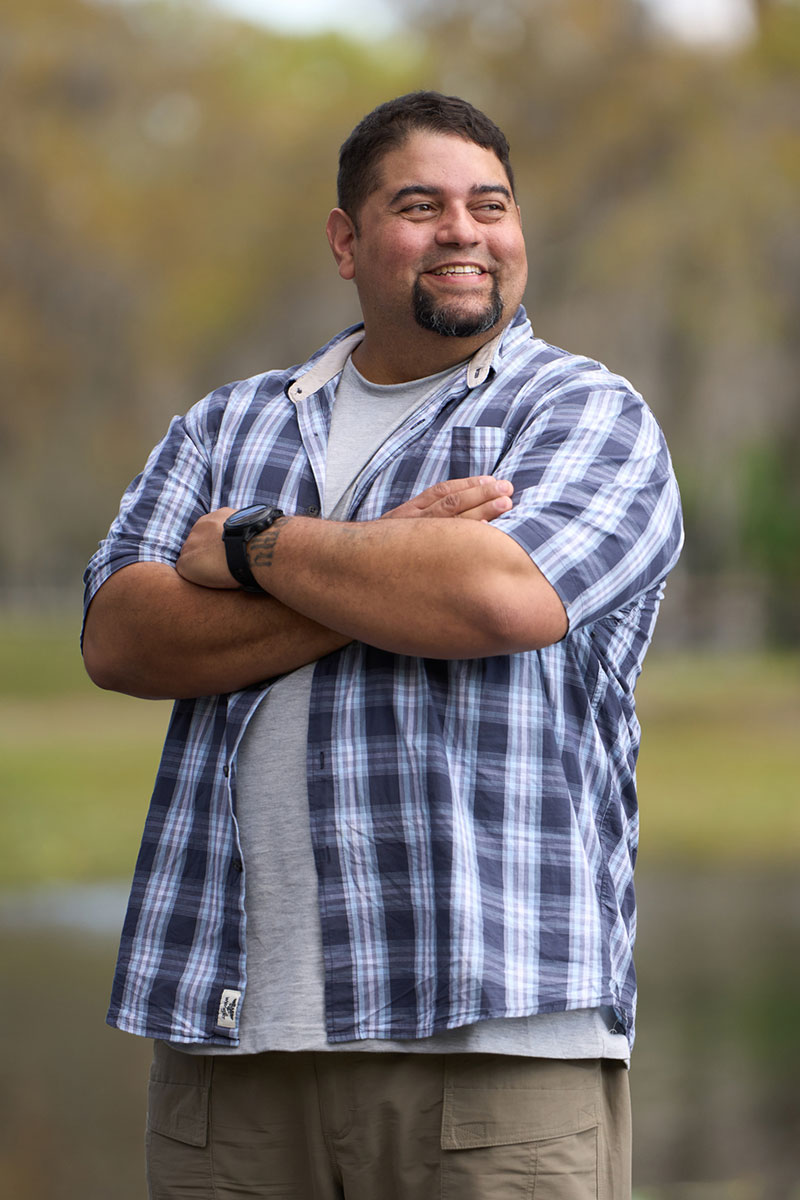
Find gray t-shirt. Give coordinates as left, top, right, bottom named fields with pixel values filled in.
left=179, top=356, right=628, bottom=1061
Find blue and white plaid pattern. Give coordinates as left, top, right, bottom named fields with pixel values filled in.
left=84, top=308, right=683, bottom=1048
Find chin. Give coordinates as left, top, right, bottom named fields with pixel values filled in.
left=413, top=280, right=504, bottom=339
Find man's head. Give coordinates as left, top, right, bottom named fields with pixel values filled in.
left=337, top=91, right=516, bottom=230
left=327, top=93, right=526, bottom=382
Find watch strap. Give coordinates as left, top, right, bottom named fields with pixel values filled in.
left=225, top=536, right=267, bottom=593
left=223, top=506, right=285, bottom=593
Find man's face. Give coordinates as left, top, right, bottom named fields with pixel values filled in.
left=328, top=131, right=528, bottom=376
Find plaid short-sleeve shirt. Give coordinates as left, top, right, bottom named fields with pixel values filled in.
left=84, top=308, right=683, bottom=1049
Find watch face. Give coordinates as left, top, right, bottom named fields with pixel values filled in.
left=225, top=504, right=270, bottom=530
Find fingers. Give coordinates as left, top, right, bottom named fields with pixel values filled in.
left=384, top=476, right=514, bottom=521
left=456, top=492, right=514, bottom=522
left=420, top=476, right=512, bottom=510
left=176, top=508, right=239, bottom=589
left=430, top=478, right=513, bottom=520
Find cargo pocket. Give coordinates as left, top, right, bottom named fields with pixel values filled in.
left=145, top=1044, right=215, bottom=1198
left=440, top=1056, right=600, bottom=1200
left=146, top=1041, right=211, bottom=1147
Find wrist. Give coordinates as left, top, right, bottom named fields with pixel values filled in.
left=245, top=514, right=292, bottom=586
left=222, top=505, right=285, bottom=592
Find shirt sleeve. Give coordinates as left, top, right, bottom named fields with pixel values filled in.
left=490, top=370, right=684, bottom=630
left=82, top=405, right=214, bottom=620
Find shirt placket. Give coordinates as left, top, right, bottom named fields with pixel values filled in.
left=303, top=374, right=475, bottom=1040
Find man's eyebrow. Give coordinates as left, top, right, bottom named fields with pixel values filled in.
left=388, top=185, right=439, bottom=205
left=471, top=183, right=513, bottom=200
left=388, top=183, right=513, bottom=205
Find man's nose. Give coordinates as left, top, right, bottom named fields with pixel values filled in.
left=434, top=206, right=479, bottom=245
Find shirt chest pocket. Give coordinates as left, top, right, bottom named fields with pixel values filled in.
left=422, top=426, right=511, bottom=480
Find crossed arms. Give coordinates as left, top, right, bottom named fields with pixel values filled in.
left=82, top=476, right=567, bottom=700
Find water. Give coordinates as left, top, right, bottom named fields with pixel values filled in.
left=0, top=889, right=151, bottom=1200
left=632, top=868, right=800, bottom=1197
left=1, top=867, right=798, bottom=1199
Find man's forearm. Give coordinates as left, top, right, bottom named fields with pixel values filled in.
left=246, top=514, right=567, bottom=658
left=82, top=562, right=350, bottom=699
left=84, top=477, right=527, bottom=698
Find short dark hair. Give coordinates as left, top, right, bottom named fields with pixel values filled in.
left=337, top=91, right=515, bottom=224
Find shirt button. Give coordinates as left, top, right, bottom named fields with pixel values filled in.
left=232, top=857, right=243, bottom=872
left=223, top=765, right=230, bottom=777
left=305, top=505, right=320, bottom=516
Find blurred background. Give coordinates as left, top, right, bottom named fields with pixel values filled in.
left=0, top=0, right=798, bottom=1196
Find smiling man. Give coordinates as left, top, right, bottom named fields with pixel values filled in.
left=83, top=92, right=683, bottom=1200
left=327, top=129, right=528, bottom=379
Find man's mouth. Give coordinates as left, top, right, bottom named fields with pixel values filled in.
left=428, top=265, right=485, bottom=277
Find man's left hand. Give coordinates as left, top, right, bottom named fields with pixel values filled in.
left=176, top=508, right=238, bottom=589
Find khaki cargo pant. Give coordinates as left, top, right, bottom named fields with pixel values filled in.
left=146, top=1042, right=631, bottom=1199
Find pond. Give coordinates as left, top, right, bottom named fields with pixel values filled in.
left=1, top=867, right=798, bottom=1199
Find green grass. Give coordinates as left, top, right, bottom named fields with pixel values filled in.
left=0, top=616, right=171, bottom=886
left=635, top=651, right=800, bottom=863
left=1, top=617, right=798, bottom=885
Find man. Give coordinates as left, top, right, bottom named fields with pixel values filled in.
left=83, top=92, right=683, bottom=1198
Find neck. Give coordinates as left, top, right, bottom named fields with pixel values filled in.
left=351, top=326, right=500, bottom=385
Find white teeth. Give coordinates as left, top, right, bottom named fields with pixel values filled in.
left=431, top=265, right=483, bottom=275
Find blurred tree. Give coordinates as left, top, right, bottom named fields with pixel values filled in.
left=0, top=0, right=424, bottom=589
left=740, top=442, right=800, bottom=642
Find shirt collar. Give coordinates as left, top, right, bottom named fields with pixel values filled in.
left=287, top=308, right=530, bottom=405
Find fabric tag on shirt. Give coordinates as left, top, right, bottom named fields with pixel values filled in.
left=217, top=989, right=241, bottom=1029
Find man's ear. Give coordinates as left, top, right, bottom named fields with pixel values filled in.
left=326, top=208, right=357, bottom=281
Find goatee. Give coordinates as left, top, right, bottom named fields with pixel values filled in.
left=413, top=277, right=504, bottom=338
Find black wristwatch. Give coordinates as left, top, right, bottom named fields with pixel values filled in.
left=222, top=505, right=285, bottom=593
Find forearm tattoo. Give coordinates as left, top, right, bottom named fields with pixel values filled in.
left=248, top=520, right=286, bottom=571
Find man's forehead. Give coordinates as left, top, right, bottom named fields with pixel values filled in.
left=372, top=131, right=511, bottom=195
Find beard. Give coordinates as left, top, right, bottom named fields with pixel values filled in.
left=412, top=276, right=504, bottom=338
